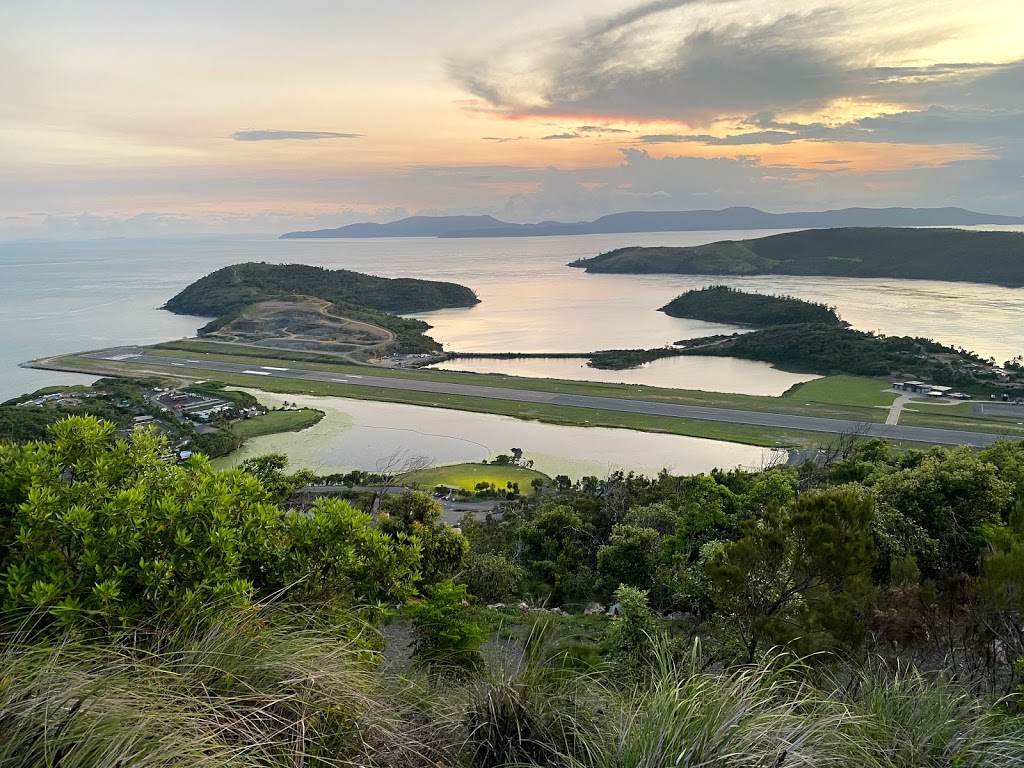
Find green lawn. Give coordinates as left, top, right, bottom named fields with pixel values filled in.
left=231, top=408, right=324, bottom=439
left=898, top=410, right=1024, bottom=437
left=784, top=376, right=896, bottom=408
left=401, top=462, right=549, bottom=494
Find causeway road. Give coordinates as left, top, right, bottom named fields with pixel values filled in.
left=53, top=347, right=1020, bottom=448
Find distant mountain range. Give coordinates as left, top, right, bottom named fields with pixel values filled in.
left=280, top=207, right=1024, bottom=239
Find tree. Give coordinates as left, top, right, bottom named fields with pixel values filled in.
left=971, top=504, right=1024, bottom=691
left=0, top=416, right=421, bottom=632
left=408, top=579, right=486, bottom=679
left=869, top=447, right=1013, bottom=575
left=239, top=452, right=316, bottom=503
left=519, top=505, right=595, bottom=601
left=379, top=491, right=468, bottom=586
left=597, top=525, right=661, bottom=596
left=600, top=585, right=666, bottom=676
left=706, top=486, right=877, bottom=662
left=458, top=553, right=525, bottom=604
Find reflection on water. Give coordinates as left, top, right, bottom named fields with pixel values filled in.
left=3, top=226, right=1023, bottom=401
left=426, top=355, right=818, bottom=396
left=214, top=392, right=784, bottom=480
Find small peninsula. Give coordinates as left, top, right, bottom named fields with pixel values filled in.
left=660, top=286, right=843, bottom=327
left=162, top=263, right=480, bottom=359
left=164, top=262, right=479, bottom=317
left=568, top=227, right=1024, bottom=286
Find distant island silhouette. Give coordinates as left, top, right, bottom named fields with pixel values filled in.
left=280, top=206, right=1024, bottom=239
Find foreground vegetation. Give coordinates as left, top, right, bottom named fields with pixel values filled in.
left=661, top=285, right=843, bottom=327
left=4, top=415, right=1024, bottom=765
left=569, top=227, right=1024, bottom=286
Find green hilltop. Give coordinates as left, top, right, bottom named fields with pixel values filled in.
left=568, top=227, right=1024, bottom=285
left=164, top=262, right=480, bottom=317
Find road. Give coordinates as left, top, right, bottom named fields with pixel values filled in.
left=60, top=346, right=1021, bottom=448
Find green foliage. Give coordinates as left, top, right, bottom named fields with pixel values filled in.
left=609, top=651, right=853, bottom=768
left=597, top=525, right=662, bottom=596
left=706, top=486, right=877, bottom=661
left=458, top=616, right=608, bottom=768
left=600, top=585, right=667, bottom=675
left=164, top=261, right=479, bottom=317
left=458, top=552, right=525, bottom=604
left=971, top=505, right=1024, bottom=688
left=519, top=505, right=596, bottom=602
left=0, top=416, right=420, bottom=631
left=0, top=608, right=439, bottom=768
left=571, top=227, right=1024, bottom=286
left=686, top=323, right=990, bottom=379
left=379, top=491, right=468, bottom=586
left=239, top=452, right=316, bottom=503
left=408, top=579, right=486, bottom=678
left=869, top=447, right=1014, bottom=575
left=623, top=502, right=679, bottom=536
left=662, top=285, right=843, bottom=327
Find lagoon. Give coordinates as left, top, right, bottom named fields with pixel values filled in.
left=426, top=355, right=817, bottom=396
left=214, top=391, right=784, bottom=480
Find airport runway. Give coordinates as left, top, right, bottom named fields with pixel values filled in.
left=75, top=347, right=1019, bottom=447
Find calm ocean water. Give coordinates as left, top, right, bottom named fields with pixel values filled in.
left=2, top=227, right=1023, bottom=403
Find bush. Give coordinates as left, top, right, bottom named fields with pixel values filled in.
left=408, top=580, right=486, bottom=679
left=0, top=416, right=420, bottom=633
left=458, top=553, right=525, bottom=604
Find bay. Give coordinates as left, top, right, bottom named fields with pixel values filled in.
left=2, top=225, right=1023, bottom=405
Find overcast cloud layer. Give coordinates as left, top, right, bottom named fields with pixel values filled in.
left=1, top=0, right=1022, bottom=238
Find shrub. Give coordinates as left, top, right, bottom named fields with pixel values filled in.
left=458, top=553, right=525, bottom=604
left=408, top=580, right=486, bottom=679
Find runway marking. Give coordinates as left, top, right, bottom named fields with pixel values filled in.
left=170, top=362, right=184, bottom=366
left=105, top=354, right=141, bottom=361
left=331, top=378, right=349, bottom=383
left=261, top=366, right=289, bottom=371
left=243, top=370, right=271, bottom=376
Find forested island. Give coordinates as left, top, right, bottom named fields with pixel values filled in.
left=569, top=227, right=1024, bottom=286
left=588, top=287, right=1022, bottom=395
left=165, top=262, right=479, bottom=316
left=162, top=263, right=480, bottom=357
left=660, top=286, right=843, bottom=327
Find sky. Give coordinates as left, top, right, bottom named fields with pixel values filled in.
left=2, top=0, right=1023, bottom=238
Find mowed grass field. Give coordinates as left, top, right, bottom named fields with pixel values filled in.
left=231, top=408, right=323, bottom=439
left=783, top=376, right=897, bottom=407
left=401, top=462, right=549, bottom=493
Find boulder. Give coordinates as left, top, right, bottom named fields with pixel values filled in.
left=606, top=602, right=623, bottom=617
left=584, top=602, right=605, bottom=616
left=486, top=603, right=505, bottom=610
